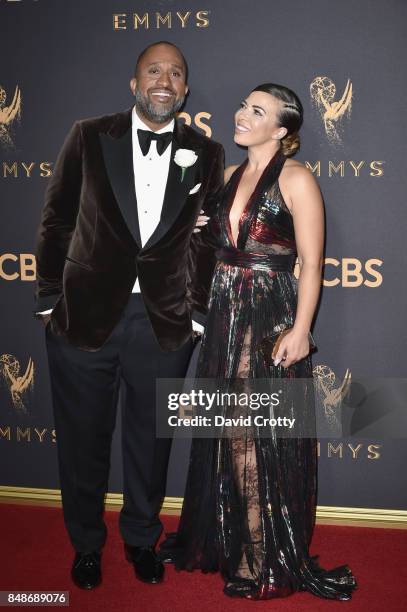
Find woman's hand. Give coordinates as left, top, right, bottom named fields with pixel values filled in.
left=273, top=329, right=310, bottom=368
left=193, top=210, right=210, bottom=233
left=40, top=313, right=51, bottom=327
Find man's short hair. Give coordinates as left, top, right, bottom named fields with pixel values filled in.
left=134, top=41, right=189, bottom=82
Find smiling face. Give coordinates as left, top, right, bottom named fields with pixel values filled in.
left=234, top=91, right=288, bottom=147
left=130, top=43, right=188, bottom=130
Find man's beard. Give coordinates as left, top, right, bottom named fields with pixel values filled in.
left=134, top=88, right=185, bottom=124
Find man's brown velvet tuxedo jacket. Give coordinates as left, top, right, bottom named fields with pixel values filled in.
left=34, top=108, right=224, bottom=351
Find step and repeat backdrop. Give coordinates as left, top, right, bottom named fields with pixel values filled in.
left=1, top=0, right=406, bottom=511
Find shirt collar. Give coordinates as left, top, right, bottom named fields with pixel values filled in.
left=132, top=106, right=175, bottom=134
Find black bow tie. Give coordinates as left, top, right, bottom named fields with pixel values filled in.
left=137, top=129, right=173, bottom=156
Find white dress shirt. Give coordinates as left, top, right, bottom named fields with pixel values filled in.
left=131, top=108, right=174, bottom=292
left=131, top=109, right=203, bottom=332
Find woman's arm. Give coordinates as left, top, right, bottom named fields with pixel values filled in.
left=194, top=165, right=239, bottom=233
left=274, top=165, right=324, bottom=367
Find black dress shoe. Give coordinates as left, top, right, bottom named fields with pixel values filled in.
left=71, top=551, right=102, bottom=590
left=125, top=544, right=164, bottom=584
left=157, top=532, right=178, bottom=563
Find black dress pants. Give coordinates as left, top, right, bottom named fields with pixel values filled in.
left=45, top=294, right=193, bottom=553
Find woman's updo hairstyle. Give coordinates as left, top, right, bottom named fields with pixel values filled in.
left=251, top=83, right=303, bottom=157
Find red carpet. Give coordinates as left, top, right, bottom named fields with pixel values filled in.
left=0, top=503, right=406, bottom=611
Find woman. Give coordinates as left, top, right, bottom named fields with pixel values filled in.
left=161, top=83, right=357, bottom=601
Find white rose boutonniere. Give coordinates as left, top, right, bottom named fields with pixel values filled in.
left=174, top=149, right=198, bottom=182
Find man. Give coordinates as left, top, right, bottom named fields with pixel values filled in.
left=34, top=41, right=224, bottom=589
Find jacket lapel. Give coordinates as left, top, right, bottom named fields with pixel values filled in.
left=143, top=120, right=201, bottom=250
left=99, top=111, right=142, bottom=247
left=99, top=112, right=201, bottom=251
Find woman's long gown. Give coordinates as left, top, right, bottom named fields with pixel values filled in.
left=161, top=150, right=357, bottom=600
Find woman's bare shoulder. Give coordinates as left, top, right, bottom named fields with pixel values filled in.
left=224, top=165, right=239, bottom=184
left=282, top=158, right=308, bottom=173
left=280, top=158, right=317, bottom=186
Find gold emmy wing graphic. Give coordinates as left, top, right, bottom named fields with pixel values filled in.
left=0, top=83, right=22, bottom=148
left=310, top=76, right=353, bottom=144
left=313, top=364, right=352, bottom=426
left=0, top=354, right=34, bottom=413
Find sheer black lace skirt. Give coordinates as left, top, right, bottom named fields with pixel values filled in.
left=160, top=263, right=357, bottom=601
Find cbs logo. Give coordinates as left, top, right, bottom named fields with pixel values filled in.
left=177, top=112, right=211, bottom=137
left=294, top=257, right=382, bottom=287
left=1, top=254, right=383, bottom=288
left=0, top=254, right=36, bottom=281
